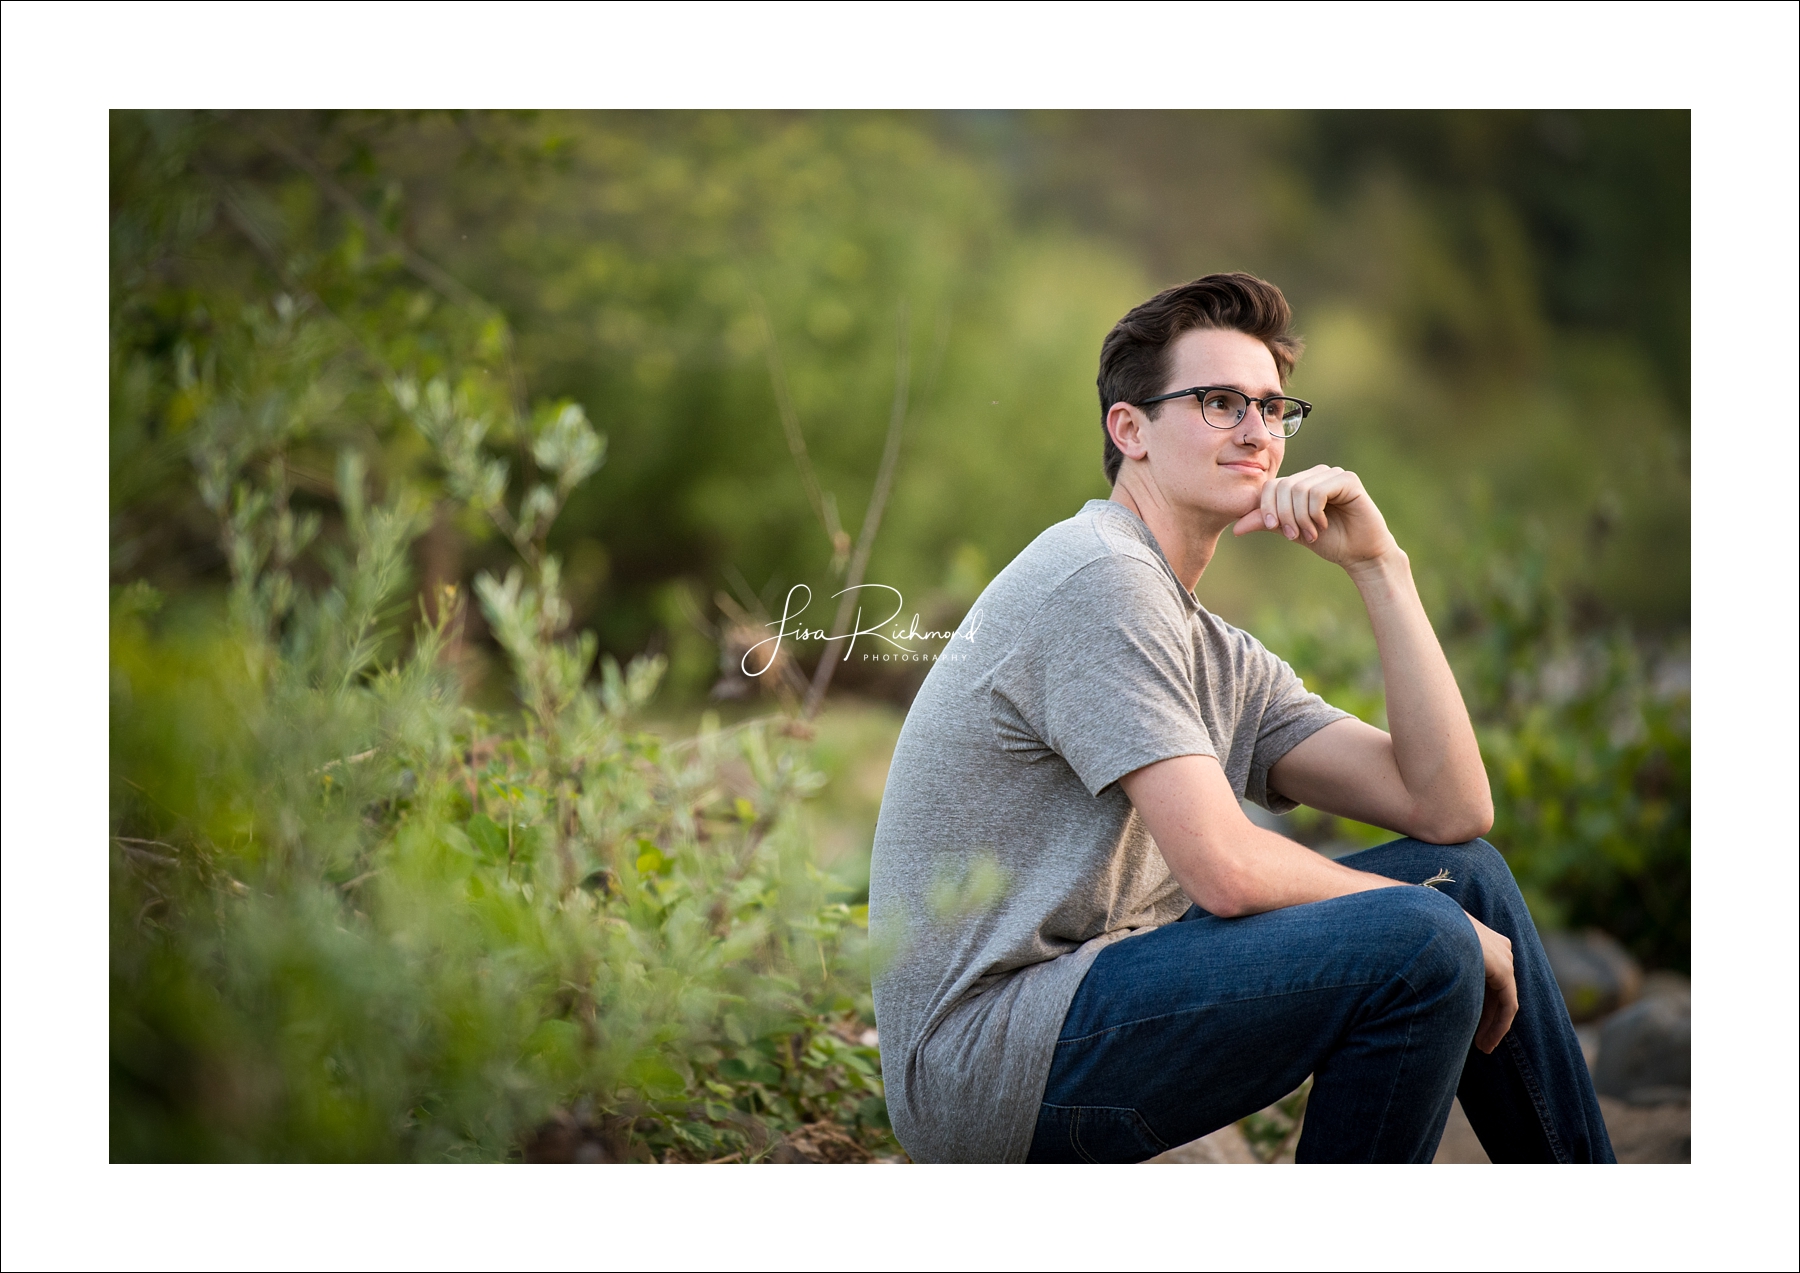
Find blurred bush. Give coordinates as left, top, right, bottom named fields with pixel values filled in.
left=1262, top=523, right=1689, bottom=971
left=110, top=194, right=887, bottom=1161
left=115, top=110, right=1688, bottom=668
left=1447, top=527, right=1689, bottom=972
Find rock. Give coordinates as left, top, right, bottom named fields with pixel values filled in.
left=1639, top=969, right=1692, bottom=1007
left=1148, top=1123, right=1258, bottom=1163
left=1598, top=1095, right=1690, bottom=1163
left=1542, top=928, right=1644, bottom=1022
left=521, top=1108, right=628, bottom=1163
left=1574, top=1023, right=1602, bottom=1073
left=1156, top=1087, right=1692, bottom=1165
left=1593, top=975, right=1689, bottom=1104
left=1433, top=1098, right=1491, bottom=1162
left=1150, top=1081, right=1310, bottom=1163
left=1435, top=1095, right=1689, bottom=1163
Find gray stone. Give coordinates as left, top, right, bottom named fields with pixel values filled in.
left=1147, top=1123, right=1259, bottom=1163
left=1639, top=969, right=1691, bottom=1008
left=1598, top=1095, right=1690, bottom=1163
left=1593, top=981, right=1689, bottom=1104
left=1433, top=1098, right=1491, bottom=1163
left=1541, top=928, right=1644, bottom=1022
left=1432, top=1093, right=1691, bottom=1164
left=1574, top=1023, right=1601, bottom=1073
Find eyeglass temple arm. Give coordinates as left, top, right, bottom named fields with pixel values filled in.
left=1133, top=387, right=1311, bottom=412
left=1134, top=388, right=1202, bottom=406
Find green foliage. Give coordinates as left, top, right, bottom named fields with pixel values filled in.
left=1240, top=1078, right=1312, bottom=1163
left=110, top=205, right=890, bottom=1162
left=1264, top=525, right=1690, bottom=971
left=1445, top=530, right=1690, bottom=971
left=111, top=109, right=1687, bottom=692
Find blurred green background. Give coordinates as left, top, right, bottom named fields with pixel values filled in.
left=110, top=111, right=1688, bottom=1159
left=114, top=110, right=1688, bottom=674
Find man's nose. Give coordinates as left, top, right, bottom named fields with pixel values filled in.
left=1235, top=407, right=1273, bottom=447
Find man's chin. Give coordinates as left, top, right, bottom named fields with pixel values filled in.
left=1173, top=495, right=1262, bottom=528
left=1218, top=491, right=1266, bottom=521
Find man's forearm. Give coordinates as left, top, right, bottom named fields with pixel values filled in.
left=1198, top=823, right=1409, bottom=917
left=1346, top=548, right=1493, bottom=842
left=1123, top=753, right=1413, bottom=918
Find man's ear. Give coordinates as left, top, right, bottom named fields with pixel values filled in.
left=1106, top=402, right=1150, bottom=464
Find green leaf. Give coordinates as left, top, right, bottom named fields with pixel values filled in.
left=440, top=826, right=476, bottom=858
left=466, top=813, right=507, bottom=860
left=515, top=824, right=547, bottom=865
left=523, top=1018, right=581, bottom=1065
left=625, top=1054, right=689, bottom=1099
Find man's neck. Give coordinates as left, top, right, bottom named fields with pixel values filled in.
left=1108, top=478, right=1226, bottom=594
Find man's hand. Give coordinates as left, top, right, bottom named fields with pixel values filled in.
left=1467, top=913, right=1517, bottom=1053
left=1231, top=464, right=1397, bottom=572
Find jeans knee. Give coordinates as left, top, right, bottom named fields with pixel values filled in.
left=1385, top=886, right=1485, bottom=1012
left=1431, top=837, right=1515, bottom=894
left=1447, top=910, right=1486, bottom=998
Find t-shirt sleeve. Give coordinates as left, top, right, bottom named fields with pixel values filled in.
left=989, top=555, right=1216, bottom=797
left=1242, top=639, right=1354, bottom=815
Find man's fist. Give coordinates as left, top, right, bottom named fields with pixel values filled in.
left=1232, top=464, right=1399, bottom=571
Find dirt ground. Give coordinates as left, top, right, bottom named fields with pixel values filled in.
left=1148, top=1094, right=1690, bottom=1164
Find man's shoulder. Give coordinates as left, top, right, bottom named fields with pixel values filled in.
left=993, top=501, right=1180, bottom=604
left=1189, top=600, right=1294, bottom=660
left=1188, top=605, right=1300, bottom=694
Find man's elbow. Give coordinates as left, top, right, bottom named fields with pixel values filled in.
left=1417, top=793, right=1494, bottom=845
left=1187, top=861, right=1260, bottom=918
left=1196, top=890, right=1256, bottom=919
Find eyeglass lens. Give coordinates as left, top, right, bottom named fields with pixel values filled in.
left=1198, top=389, right=1304, bottom=437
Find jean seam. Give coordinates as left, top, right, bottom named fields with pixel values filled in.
left=1051, top=1104, right=1169, bottom=1161
left=1070, top=1108, right=1094, bottom=1164
left=1130, top=1108, right=1172, bottom=1155
left=1361, top=969, right=1423, bottom=1162
left=1054, top=978, right=1390, bottom=1049
left=1503, top=1030, right=1569, bottom=1163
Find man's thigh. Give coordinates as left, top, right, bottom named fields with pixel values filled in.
left=1035, top=885, right=1468, bottom=1158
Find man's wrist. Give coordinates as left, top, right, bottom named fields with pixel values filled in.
left=1343, top=543, right=1411, bottom=592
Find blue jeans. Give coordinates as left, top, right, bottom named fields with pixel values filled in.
left=1026, top=838, right=1616, bottom=1163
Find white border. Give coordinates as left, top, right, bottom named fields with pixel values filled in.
left=4, top=2, right=1795, bottom=1270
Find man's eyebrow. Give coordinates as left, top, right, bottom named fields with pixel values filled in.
left=1183, top=381, right=1283, bottom=397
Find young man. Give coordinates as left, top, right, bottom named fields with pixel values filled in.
left=868, top=273, right=1614, bottom=1163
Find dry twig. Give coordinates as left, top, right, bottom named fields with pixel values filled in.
left=803, top=302, right=925, bottom=718
left=745, top=285, right=850, bottom=568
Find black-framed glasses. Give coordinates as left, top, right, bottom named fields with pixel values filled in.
left=1135, top=385, right=1313, bottom=438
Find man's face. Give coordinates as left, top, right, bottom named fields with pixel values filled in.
left=1121, top=327, right=1286, bottom=524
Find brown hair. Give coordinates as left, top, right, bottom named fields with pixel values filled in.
left=1096, top=272, right=1303, bottom=483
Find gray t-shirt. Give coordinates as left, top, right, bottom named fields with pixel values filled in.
left=868, top=498, right=1350, bottom=1163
